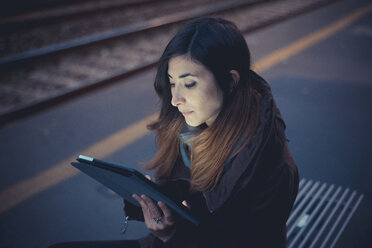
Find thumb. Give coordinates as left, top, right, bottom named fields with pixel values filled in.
left=182, top=200, right=191, bottom=209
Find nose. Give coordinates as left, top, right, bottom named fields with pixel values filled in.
left=171, top=87, right=186, bottom=107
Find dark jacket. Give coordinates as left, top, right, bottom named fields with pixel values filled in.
left=125, top=71, right=299, bottom=248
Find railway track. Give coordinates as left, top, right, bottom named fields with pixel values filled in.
left=0, top=0, right=266, bottom=65
left=0, top=0, right=232, bottom=58
left=0, top=0, right=156, bottom=17
left=0, top=0, right=340, bottom=126
left=1, top=0, right=161, bottom=26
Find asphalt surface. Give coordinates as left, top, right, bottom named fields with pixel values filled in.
left=0, top=0, right=371, bottom=247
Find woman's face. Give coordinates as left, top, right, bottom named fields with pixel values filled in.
left=168, top=55, right=223, bottom=127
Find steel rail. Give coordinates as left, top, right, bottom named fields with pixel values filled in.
left=0, top=0, right=341, bottom=126
left=0, top=0, right=268, bottom=67
left=1, top=0, right=99, bottom=17
left=1, top=0, right=117, bottom=17
left=0, top=0, right=165, bottom=33
left=0, top=60, right=156, bottom=126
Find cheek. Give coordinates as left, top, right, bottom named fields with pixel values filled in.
left=198, top=92, right=223, bottom=114
left=185, top=84, right=223, bottom=112
left=206, top=89, right=223, bottom=109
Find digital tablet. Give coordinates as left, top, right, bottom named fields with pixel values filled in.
left=71, top=155, right=199, bottom=225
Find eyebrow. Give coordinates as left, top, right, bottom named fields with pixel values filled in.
left=168, top=73, right=197, bottom=79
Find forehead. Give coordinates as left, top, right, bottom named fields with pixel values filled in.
left=168, top=55, right=205, bottom=77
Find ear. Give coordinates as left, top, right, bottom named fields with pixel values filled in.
left=229, top=70, right=240, bottom=89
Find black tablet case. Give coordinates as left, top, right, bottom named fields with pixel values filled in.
left=71, top=158, right=199, bottom=225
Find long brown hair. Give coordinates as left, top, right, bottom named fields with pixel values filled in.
left=143, top=17, right=261, bottom=191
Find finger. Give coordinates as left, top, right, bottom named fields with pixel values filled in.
left=133, top=194, right=154, bottom=223
left=145, top=175, right=152, bottom=181
left=158, top=201, right=172, bottom=218
left=141, top=194, right=155, bottom=206
left=133, top=194, right=148, bottom=210
left=182, top=200, right=191, bottom=209
left=141, top=195, right=158, bottom=208
left=141, top=195, right=162, bottom=216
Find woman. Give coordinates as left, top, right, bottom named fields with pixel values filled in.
left=51, top=17, right=298, bottom=248
left=127, top=17, right=299, bottom=248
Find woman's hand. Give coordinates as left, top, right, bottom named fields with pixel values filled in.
left=133, top=194, right=177, bottom=242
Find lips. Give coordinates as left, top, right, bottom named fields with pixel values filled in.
left=181, top=111, right=193, bottom=116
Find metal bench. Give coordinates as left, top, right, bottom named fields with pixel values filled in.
left=286, top=178, right=364, bottom=248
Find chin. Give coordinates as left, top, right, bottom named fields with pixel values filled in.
left=185, top=118, right=203, bottom=127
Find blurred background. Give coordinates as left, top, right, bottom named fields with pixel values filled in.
left=0, top=0, right=371, bottom=247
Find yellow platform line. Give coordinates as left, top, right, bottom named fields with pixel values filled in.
left=1, top=3, right=371, bottom=214
left=252, top=3, right=372, bottom=72
left=0, top=113, right=158, bottom=213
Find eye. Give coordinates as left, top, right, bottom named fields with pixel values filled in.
left=185, top=82, right=196, bottom=88
left=169, top=82, right=175, bottom=88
